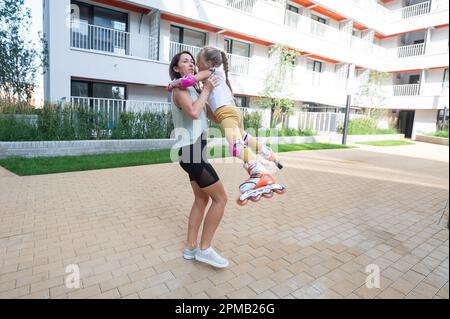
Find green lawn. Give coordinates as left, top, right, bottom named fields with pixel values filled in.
left=356, top=140, right=415, bottom=147
left=0, top=143, right=352, bottom=176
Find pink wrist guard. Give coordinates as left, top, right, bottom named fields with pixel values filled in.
left=178, top=74, right=197, bottom=89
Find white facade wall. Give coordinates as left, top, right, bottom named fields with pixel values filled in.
left=44, top=0, right=449, bottom=119
left=412, top=109, right=439, bottom=138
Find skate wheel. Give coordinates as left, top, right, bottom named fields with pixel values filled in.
left=250, top=195, right=261, bottom=203
left=263, top=192, right=274, bottom=199
left=274, top=187, right=286, bottom=195
left=237, top=198, right=248, bottom=206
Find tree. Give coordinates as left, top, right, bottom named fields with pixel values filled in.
left=355, top=70, right=390, bottom=120
left=0, top=0, right=47, bottom=103
left=257, top=44, right=297, bottom=128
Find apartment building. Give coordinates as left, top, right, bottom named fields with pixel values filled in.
left=43, top=0, right=449, bottom=138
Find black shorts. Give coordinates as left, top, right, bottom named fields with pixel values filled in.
left=178, top=132, right=220, bottom=189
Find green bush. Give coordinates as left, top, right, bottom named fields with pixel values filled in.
left=111, top=111, right=174, bottom=139
left=0, top=114, right=39, bottom=141
left=0, top=102, right=174, bottom=141
left=340, top=118, right=398, bottom=135
left=433, top=130, right=449, bottom=138
left=243, top=112, right=263, bottom=131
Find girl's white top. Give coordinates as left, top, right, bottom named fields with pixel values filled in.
left=207, top=65, right=236, bottom=113
left=171, top=86, right=208, bottom=147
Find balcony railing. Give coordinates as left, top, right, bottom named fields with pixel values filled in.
left=395, top=1, right=431, bottom=19
left=350, top=0, right=436, bottom=21
left=70, top=97, right=171, bottom=127
left=395, top=43, right=426, bottom=58
left=169, top=42, right=202, bottom=61
left=70, top=22, right=158, bottom=60
left=226, top=53, right=250, bottom=74
left=212, top=0, right=285, bottom=13
left=390, top=84, right=421, bottom=96
left=169, top=42, right=251, bottom=75
left=284, top=10, right=382, bottom=56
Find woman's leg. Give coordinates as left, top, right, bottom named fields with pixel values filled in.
left=197, top=181, right=228, bottom=250
left=186, top=181, right=210, bottom=249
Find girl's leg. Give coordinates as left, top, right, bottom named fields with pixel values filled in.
left=219, top=113, right=258, bottom=163
left=197, top=181, right=228, bottom=250
left=186, top=181, right=210, bottom=249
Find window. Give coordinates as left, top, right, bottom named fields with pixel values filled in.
left=408, top=74, right=420, bottom=84
left=71, top=1, right=128, bottom=30
left=307, top=59, right=323, bottom=72
left=287, top=5, right=299, bottom=13
left=71, top=80, right=126, bottom=100
left=234, top=96, right=249, bottom=108
left=224, top=38, right=251, bottom=57
left=311, top=14, right=327, bottom=25
left=71, top=1, right=129, bottom=54
left=71, top=81, right=89, bottom=97
left=170, top=26, right=206, bottom=47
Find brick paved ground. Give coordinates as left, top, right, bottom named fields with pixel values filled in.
left=0, top=141, right=448, bottom=299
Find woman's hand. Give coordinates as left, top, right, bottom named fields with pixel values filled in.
left=203, top=75, right=219, bottom=92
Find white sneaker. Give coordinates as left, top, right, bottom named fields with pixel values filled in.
left=183, top=247, right=199, bottom=260
left=195, top=247, right=229, bottom=268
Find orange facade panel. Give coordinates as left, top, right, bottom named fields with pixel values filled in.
left=160, top=13, right=222, bottom=33
left=221, top=31, right=273, bottom=46
left=92, top=0, right=151, bottom=14
left=291, top=0, right=315, bottom=7
left=390, top=69, right=422, bottom=74
left=306, top=54, right=340, bottom=64
left=310, top=6, right=346, bottom=21
left=353, top=22, right=367, bottom=31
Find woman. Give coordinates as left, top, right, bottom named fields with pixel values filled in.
left=169, top=51, right=229, bottom=268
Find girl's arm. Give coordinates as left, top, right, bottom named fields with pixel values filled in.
left=173, top=76, right=218, bottom=119
left=169, top=70, right=214, bottom=90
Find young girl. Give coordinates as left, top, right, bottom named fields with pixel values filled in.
left=168, top=46, right=286, bottom=205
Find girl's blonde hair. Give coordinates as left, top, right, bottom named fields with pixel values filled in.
left=199, top=46, right=234, bottom=94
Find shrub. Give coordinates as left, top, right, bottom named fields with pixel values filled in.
left=339, top=118, right=398, bottom=135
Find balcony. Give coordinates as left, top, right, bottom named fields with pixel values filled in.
left=355, top=82, right=449, bottom=109
left=393, top=43, right=426, bottom=58
left=350, top=0, right=447, bottom=21
left=284, top=10, right=386, bottom=57
left=70, top=22, right=158, bottom=61
left=214, top=0, right=285, bottom=14
left=70, top=97, right=171, bottom=120
left=169, top=42, right=251, bottom=75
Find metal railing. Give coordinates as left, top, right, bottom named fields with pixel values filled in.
left=223, top=0, right=257, bottom=13
left=169, top=42, right=251, bottom=75
left=397, top=1, right=431, bottom=19
left=70, top=22, right=158, bottom=60
left=169, top=42, right=202, bottom=61
left=70, top=97, right=171, bottom=127
left=389, top=84, right=421, bottom=96
left=295, top=111, right=367, bottom=133
left=226, top=53, right=250, bottom=74
left=395, top=43, right=426, bottom=58
left=215, top=0, right=285, bottom=13
left=284, top=10, right=383, bottom=56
